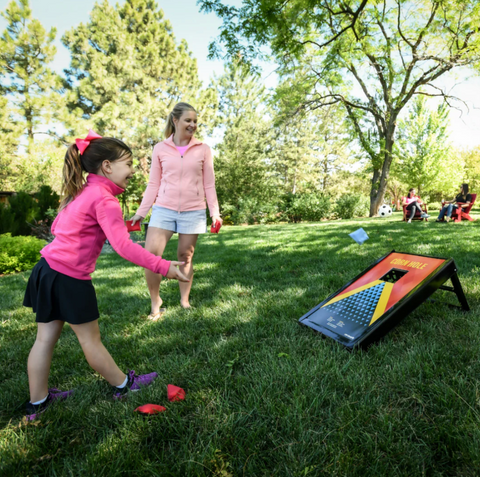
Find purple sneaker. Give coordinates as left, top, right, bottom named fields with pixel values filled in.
left=25, top=388, right=75, bottom=421
left=113, top=370, right=158, bottom=400
left=48, top=387, right=75, bottom=401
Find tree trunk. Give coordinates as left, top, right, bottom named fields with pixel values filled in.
left=369, top=168, right=382, bottom=216
left=25, top=108, right=34, bottom=153
left=369, top=126, right=396, bottom=216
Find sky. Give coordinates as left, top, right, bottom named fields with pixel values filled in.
left=0, top=0, right=479, bottom=148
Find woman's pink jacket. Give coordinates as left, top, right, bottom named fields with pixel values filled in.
left=41, top=174, right=171, bottom=280
left=136, top=136, right=220, bottom=218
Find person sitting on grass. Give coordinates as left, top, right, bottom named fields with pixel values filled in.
left=436, top=184, right=472, bottom=223
left=402, top=188, right=430, bottom=223
left=22, top=131, right=189, bottom=421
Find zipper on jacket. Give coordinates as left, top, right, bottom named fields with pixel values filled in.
left=178, top=155, right=184, bottom=211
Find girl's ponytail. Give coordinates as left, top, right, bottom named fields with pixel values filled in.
left=59, top=136, right=132, bottom=211
left=60, top=144, right=85, bottom=210
left=164, top=112, right=176, bottom=139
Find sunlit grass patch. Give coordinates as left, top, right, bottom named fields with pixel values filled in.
left=1, top=212, right=480, bottom=475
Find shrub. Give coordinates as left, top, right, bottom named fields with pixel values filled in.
left=335, top=194, right=370, bottom=219
left=222, top=196, right=281, bottom=225
left=286, top=193, right=332, bottom=222
left=218, top=202, right=236, bottom=225
left=0, top=233, right=45, bottom=275
left=0, top=203, right=15, bottom=235
left=428, top=201, right=442, bottom=212
left=35, top=185, right=59, bottom=222
left=8, top=192, right=38, bottom=236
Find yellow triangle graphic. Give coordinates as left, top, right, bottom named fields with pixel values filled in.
left=321, top=280, right=384, bottom=308
left=369, top=282, right=394, bottom=325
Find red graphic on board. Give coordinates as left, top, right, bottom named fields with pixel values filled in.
left=338, top=253, right=445, bottom=312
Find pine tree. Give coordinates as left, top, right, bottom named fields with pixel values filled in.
left=0, top=0, right=62, bottom=149
left=213, top=62, right=277, bottom=212
left=272, top=105, right=350, bottom=195
left=62, top=0, right=216, bottom=172
left=0, top=95, right=22, bottom=190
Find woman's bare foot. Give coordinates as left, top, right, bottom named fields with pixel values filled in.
left=180, top=301, right=191, bottom=309
left=150, top=297, right=164, bottom=316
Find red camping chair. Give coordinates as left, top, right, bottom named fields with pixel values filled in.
left=452, top=194, right=476, bottom=222
left=402, top=197, right=428, bottom=221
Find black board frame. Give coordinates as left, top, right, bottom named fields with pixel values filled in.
left=298, top=250, right=469, bottom=350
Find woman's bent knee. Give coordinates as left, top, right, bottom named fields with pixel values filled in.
left=178, top=251, right=194, bottom=264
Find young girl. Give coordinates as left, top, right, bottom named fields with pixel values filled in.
left=402, top=188, right=430, bottom=223
left=130, top=102, right=222, bottom=318
left=23, top=130, right=189, bottom=421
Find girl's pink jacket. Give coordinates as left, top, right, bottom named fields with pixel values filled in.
left=136, top=135, right=220, bottom=218
left=41, top=174, right=171, bottom=280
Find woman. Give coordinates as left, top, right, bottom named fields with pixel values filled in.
left=130, top=102, right=222, bottom=318
left=436, top=184, right=472, bottom=223
left=402, top=188, right=430, bottom=223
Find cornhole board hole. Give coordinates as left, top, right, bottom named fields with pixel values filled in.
left=299, top=251, right=469, bottom=350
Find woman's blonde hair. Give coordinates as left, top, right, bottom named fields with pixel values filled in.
left=164, top=102, right=197, bottom=138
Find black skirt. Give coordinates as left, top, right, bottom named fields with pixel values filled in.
left=23, top=258, right=99, bottom=325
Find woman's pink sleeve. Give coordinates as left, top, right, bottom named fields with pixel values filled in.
left=136, top=144, right=162, bottom=218
left=203, top=145, right=220, bottom=217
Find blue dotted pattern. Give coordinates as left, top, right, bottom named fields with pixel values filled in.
left=323, top=282, right=386, bottom=326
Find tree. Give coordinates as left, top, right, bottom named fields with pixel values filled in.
left=272, top=104, right=350, bottom=194
left=0, top=0, right=62, bottom=149
left=200, top=0, right=480, bottom=215
left=462, top=146, right=480, bottom=193
left=7, top=140, right=65, bottom=194
left=213, top=62, right=277, bottom=210
left=0, top=96, right=22, bottom=190
left=8, top=191, right=37, bottom=236
left=392, top=96, right=462, bottom=198
left=35, top=185, right=59, bottom=221
left=62, top=0, right=217, bottom=173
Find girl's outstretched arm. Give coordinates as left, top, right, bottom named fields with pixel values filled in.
left=96, top=195, right=187, bottom=281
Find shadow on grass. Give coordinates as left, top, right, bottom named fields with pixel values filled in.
left=1, top=217, right=480, bottom=475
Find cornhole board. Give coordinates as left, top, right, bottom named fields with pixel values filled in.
left=299, top=251, right=469, bottom=350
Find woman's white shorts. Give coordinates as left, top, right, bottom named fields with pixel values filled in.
left=148, top=206, right=207, bottom=234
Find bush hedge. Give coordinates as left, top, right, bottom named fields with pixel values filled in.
left=286, top=192, right=332, bottom=222
left=335, top=194, right=370, bottom=219
left=0, top=233, right=45, bottom=275
left=0, top=185, right=59, bottom=236
left=219, top=192, right=370, bottom=224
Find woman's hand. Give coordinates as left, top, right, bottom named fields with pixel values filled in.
left=166, top=261, right=189, bottom=282
left=129, top=214, right=144, bottom=226
left=211, top=215, right=223, bottom=228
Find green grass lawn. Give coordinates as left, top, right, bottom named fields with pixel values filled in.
left=1, top=211, right=480, bottom=476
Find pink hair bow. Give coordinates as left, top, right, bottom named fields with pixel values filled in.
left=75, top=129, right=102, bottom=155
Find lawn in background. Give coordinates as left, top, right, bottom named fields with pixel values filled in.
left=1, top=211, right=480, bottom=476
